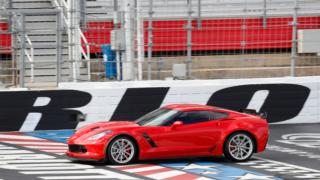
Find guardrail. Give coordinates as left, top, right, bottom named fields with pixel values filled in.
left=53, top=0, right=91, bottom=81
left=14, top=14, right=34, bottom=83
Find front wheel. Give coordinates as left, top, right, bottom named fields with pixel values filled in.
left=224, top=132, right=255, bottom=162
left=107, top=136, right=137, bottom=165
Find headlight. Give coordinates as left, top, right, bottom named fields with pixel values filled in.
left=87, top=130, right=113, bottom=141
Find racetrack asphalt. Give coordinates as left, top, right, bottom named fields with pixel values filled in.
left=1, top=123, right=320, bottom=180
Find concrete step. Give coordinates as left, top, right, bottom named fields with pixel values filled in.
left=24, top=68, right=88, bottom=76
left=16, top=41, right=68, bottom=49
left=142, top=54, right=320, bottom=70
left=23, top=61, right=71, bottom=69
left=25, top=42, right=68, bottom=48
left=26, top=30, right=65, bottom=35
left=16, top=48, right=68, bottom=56
left=25, top=14, right=58, bottom=22
left=24, top=82, right=58, bottom=89
left=143, top=65, right=320, bottom=80
left=12, top=0, right=52, bottom=2
left=25, top=21, right=57, bottom=30
left=20, top=60, right=89, bottom=69
left=24, top=74, right=89, bottom=83
left=27, top=34, right=68, bottom=42
left=15, top=54, right=68, bottom=61
left=12, top=0, right=52, bottom=9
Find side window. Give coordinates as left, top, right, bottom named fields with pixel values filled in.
left=210, top=111, right=228, bottom=120
left=177, top=111, right=211, bottom=125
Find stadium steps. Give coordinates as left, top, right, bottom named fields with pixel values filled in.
left=86, top=0, right=320, bottom=20
left=12, top=0, right=89, bottom=87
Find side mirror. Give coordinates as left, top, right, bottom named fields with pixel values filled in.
left=171, top=121, right=183, bottom=129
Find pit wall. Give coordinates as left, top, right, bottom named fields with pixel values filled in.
left=0, top=76, right=319, bottom=131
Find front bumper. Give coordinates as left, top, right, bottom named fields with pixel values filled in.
left=66, top=143, right=105, bottom=161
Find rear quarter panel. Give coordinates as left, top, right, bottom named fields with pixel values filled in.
left=213, top=116, right=268, bottom=156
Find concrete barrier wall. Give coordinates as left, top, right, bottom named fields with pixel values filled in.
left=0, top=76, right=319, bottom=131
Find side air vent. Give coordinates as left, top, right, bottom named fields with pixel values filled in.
left=142, top=133, right=157, bottom=148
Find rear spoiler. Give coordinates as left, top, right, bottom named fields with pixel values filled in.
left=238, top=109, right=267, bottom=119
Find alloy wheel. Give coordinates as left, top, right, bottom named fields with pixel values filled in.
left=109, top=138, right=135, bottom=164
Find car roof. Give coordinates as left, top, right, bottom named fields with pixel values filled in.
left=164, top=104, right=222, bottom=112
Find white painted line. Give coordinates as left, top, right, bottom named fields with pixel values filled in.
left=2, top=141, right=65, bottom=145
left=55, top=153, right=66, bottom=155
left=40, top=169, right=138, bottom=180
left=0, top=159, right=70, bottom=164
left=43, top=150, right=67, bottom=153
left=0, top=163, right=93, bottom=170
left=125, top=166, right=164, bottom=173
left=109, top=164, right=145, bottom=168
left=0, top=147, right=16, bottom=150
left=0, top=150, right=33, bottom=154
left=146, top=170, right=185, bottom=179
left=40, top=175, right=111, bottom=179
left=237, top=161, right=265, bottom=165
left=255, top=157, right=320, bottom=173
left=25, top=146, right=67, bottom=149
left=0, top=134, right=43, bottom=140
left=22, top=170, right=102, bottom=174
left=196, top=177, right=215, bottom=180
left=264, top=166, right=295, bottom=172
left=289, top=170, right=310, bottom=173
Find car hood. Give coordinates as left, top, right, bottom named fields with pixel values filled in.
left=69, top=121, right=139, bottom=142
left=77, top=121, right=138, bottom=133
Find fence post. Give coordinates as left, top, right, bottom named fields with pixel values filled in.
left=136, top=0, right=144, bottom=80
left=18, top=14, right=25, bottom=88
left=290, top=0, right=298, bottom=77
left=197, top=0, right=201, bottom=29
left=147, top=0, right=153, bottom=80
left=10, top=11, right=18, bottom=86
left=122, top=0, right=135, bottom=80
left=56, top=11, right=62, bottom=85
left=263, top=0, right=267, bottom=28
left=113, top=0, right=122, bottom=81
left=186, top=0, right=193, bottom=79
left=68, top=0, right=81, bottom=82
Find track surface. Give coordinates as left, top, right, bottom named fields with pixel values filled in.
left=1, top=123, right=320, bottom=180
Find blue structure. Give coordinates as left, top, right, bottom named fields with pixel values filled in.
left=101, top=44, right=117, bottom=79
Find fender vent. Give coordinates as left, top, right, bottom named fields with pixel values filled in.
left=142, top=133, right=157, bottom=148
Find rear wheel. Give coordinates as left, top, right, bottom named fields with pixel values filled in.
left=107, top=136, right=137, bottom=165
left=224, top=132, right=254, bottom=162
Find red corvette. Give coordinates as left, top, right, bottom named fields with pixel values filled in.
left=66, top=104, right=269, bottom=164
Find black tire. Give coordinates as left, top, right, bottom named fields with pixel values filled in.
left=224, top=132, right=255, bottom=162
left=107, top=136, right=137, bottom=165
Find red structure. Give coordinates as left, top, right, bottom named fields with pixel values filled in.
left=1, top=16, right=320, bottom=54
left=0, top=22, right=11, bottom=54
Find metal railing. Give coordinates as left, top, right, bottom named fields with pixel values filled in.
left=52, top=0, right=91, bottom=80
left=14, top=14, right=34, bottom=83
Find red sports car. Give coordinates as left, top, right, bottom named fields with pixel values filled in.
left=66, top=104, right=269, bottom=164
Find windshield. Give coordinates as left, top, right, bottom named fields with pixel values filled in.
left=135, top=108, right=180, bottom=126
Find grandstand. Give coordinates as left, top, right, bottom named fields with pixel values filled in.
left=0, top=0, right=320, bottom=87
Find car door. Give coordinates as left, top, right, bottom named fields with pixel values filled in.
left=142, top=111, right=224, bottom=158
